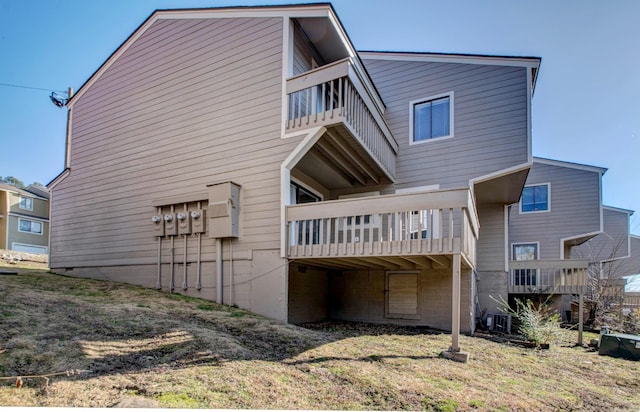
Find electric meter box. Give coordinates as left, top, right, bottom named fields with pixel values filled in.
left=177, top=211, right=191, bottom=235
left=190, top=209, right=206, bottom=234
left=207, top=182, right=240, bottom=238
left=164, top=213, right=178, bottom=236
left=151, top=215, right=165, bottom=237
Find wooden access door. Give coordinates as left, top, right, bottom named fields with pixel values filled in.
left=385, top=271, right=420, bottom=320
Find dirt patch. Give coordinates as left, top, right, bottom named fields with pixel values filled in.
left=0, top=249, right=48, bottom=265
left=111, top=395, right=160, bottom=408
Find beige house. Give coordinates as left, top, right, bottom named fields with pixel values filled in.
left=0, top=183, right=50, bottom=254
left=47, top=3, right=551, bottom=358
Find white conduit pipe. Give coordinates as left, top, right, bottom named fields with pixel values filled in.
left=156, top=206, right=162, bottom=290
left=229, top=238, right=233, bottom=305
left=182, top=203, right=188, bottom=291
left=216, top=238, right=223, bottom=304
left=170, top=205, right=175, bottom=292
left=196, top=201, right=202, bottom=290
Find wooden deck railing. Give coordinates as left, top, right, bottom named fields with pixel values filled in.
left=286, top=188, right=479, bottom=265
left=623, top=293, right=640, bottom=311
left=285, top=58, right=398, bottom=180
left=508, top=259, right=590, bottom=294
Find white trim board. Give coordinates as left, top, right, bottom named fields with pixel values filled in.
left=533, top=157, right=607, bottom=175
left=359, top=51, right=541, bottom=69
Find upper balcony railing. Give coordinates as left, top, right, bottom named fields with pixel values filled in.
left=286, top=188, right=479, bottom=266
left=508, top=259, right=590, bottom=294
left=285, top=58, right=398, bottom=180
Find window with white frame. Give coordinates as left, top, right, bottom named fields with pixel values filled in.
left=18, top=218, right=42, bottom=235
left=19, top=196, right=33, bottom=211
left=512, top=243, right=538, bottom=286
left=520, top=183, right=550, bottom=213
left=410, top=92, right=453, bottom=143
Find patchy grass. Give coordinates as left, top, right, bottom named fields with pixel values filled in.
left=1, top=262, right=639, bottom=410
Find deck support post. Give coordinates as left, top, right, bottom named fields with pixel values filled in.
left=578, top=293, right=584, bottom=346
left=442, top=254, right=469, bottom=362
left=451, top=253, right=461, bottom=352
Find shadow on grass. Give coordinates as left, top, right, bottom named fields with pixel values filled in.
left=284, top=353, right=440, bottom=367
left=0, top=270, right=450, bottom=387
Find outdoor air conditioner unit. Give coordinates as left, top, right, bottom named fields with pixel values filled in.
left=487, top=313, right=512, bottom=334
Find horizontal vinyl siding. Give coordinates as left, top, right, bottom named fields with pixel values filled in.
left=476, top=203, right=506, bottom=271
left=601, top=209, right=630, bottom=259
left=615, top=237, right=640, bottom=276
left=51, top=16, right=294, bottom=269
left=571, top=208, right=630, bottom=262
left=292, top=23, right=314, bottom=76
left=509, top=162, right=602, bottom=259
left=7, top=216, right=49, bottom=248
left=8, top=193, right=49, bottom=219
left=362, top=59, right=529, bottom=189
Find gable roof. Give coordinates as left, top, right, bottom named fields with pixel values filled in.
left=359, top=50, right=541, bottom=93
left=533, top=157, right=608, bottom=175
left=67, top=3, right=346, bottom=107
left=603, top=205, right=635, bottom=216
left=0, top=183, right=49, bottom=200
left=359, top=50, right=541, bottom=67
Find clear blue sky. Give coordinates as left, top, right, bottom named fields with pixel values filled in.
left=1, top=0, right=638, bottom=234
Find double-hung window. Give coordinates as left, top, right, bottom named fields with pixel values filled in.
left=19, top=196, right=33, bottom=211
left=18, top=218, right=43, bottom=235
left=410, top=92, right=453, bottom=143
left=520, top=183, right=550, bottom=213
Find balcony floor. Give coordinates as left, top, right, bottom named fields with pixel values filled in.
left=289, top=238, right=474, bottom=271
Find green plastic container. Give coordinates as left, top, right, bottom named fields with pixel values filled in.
left=599, top=333, right=640, bottom=361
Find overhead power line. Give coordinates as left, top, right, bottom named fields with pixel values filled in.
left=0, top=82, right=67, bottom=94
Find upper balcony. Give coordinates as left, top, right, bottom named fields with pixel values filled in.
left=285, top=57, right=398, bottom=182
left=286, top=188, right=479, bottom=271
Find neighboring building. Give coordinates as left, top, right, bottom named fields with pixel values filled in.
left=572, top=209, right=639, bottom=317
left=497, top=158, right=606, bottom=322
left=492, top=157, right=639, bottom=326
left=572, top=206, right=635, bottom=275
left=0, top=183, right=50, bottom=254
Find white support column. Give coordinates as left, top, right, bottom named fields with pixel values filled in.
left=442, top=253, right=469, bottom=362
left=216, top=238, right=223, bottom=305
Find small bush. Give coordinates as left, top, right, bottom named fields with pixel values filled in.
left=514, top=299, right=562, bottom=346
left=623, top=308, right=640, bottom=335
left=495, top=296, right=562, bottom=347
